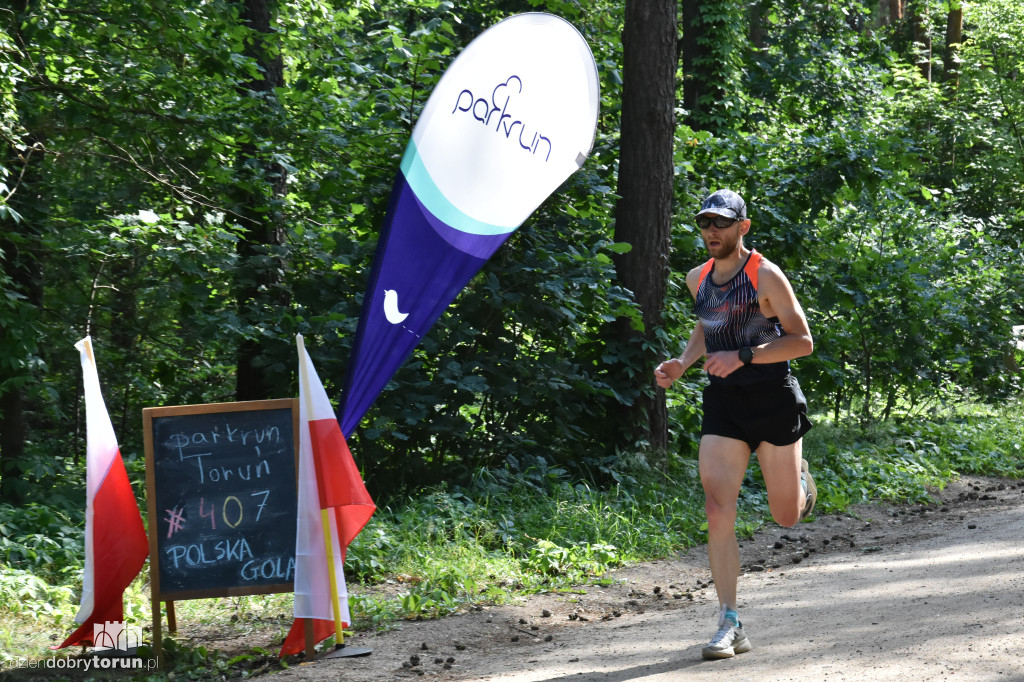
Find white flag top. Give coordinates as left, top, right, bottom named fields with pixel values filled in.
left=281, top=335, right=375, bottom=656
left=407, top=12, right=600, bottom=231
left=294, top=334, right=349, bottom=624
left=78, top=336, right=119, bottom=620
left=56, top=337, right=148, bottom=649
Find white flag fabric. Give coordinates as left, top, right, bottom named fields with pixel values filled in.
left=280, top=334, right=375, bottom=657
left=55, top=337, right=148, bottom=649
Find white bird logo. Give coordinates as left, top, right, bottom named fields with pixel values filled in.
left=383, top=289, right=410, bottom=324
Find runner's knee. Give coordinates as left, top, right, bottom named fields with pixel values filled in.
left=705, top=496, right=738, bottom=535
left=769, top=497, right=801, bottom=528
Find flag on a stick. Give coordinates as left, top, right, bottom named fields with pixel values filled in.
left=280, top=334, right=376, bottom=657
left=338, top=12, right=600, bottom=435
left=55, top=337, right=148, bottom=649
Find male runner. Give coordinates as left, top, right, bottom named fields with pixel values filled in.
left=654, top=189, right=816, bottom=660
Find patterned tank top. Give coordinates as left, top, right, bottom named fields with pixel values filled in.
left=694, top=249, right=789, bottom=386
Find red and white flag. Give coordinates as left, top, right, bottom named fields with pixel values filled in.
left=280, top=334, right=376, bottom=657
left=55, top=337, right=148, bottom=649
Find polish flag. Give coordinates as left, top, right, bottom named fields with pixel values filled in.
left=280, top=335, right=375, bottom=657
left=55, top=337, right=148, bottom=649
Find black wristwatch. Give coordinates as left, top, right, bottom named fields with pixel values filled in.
left=738, top=347, right=754, bottom=366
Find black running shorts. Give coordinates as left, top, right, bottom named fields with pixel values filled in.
left=700, top=373, right=812, bottom=452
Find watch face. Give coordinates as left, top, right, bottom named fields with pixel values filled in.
left=740, top=347, right=753, bottom=365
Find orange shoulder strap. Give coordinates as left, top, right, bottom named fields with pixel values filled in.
left=743, top=250, right=762, bottom=291
left=697, top=258, right=714, bottom=288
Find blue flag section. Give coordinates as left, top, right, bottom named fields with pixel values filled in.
left=339, top=13, right=600, bottom=436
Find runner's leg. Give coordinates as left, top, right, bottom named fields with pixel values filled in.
left=755, top=439, right=804, bottom=528
left=699, top=434, right=752, bottom=609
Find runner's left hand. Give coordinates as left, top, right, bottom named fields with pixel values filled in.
left=704, top=351, right=742, bottom=378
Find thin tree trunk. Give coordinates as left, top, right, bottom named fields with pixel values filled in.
left=233, top=0, right=289, bottom=401
left=912, top=4, right=931, bottom=82
left=890, top=0, right=903, bottom=23
left=749, top=0, right=769, bottom=51
left=680, top=0, right=704, bottom=128
left=944, top=4, right=963, bottom=87
left=614, top=0, right=677, bottom=453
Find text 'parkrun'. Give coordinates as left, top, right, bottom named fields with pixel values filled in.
left=159, top=420, right=294, bottom=585
left=167, top=422, right=280, bottom=485
left=451, top=76, right=553, bottom=161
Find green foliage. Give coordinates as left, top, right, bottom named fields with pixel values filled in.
left=397, top=568, right=478, bottom=619
left=133, top=636, right=288, bottom=681
left=0, top=503, right=82, bottom=581
left=688, top=0, right=749, bottom=132
left=805, top=402, right=1023, bottom=511
left=524, top=539, right=620, bottom=577
left=0, top=567, right=76, bottom=621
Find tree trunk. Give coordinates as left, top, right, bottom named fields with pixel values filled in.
left=680, top=0, right=707, bottom=129
left=613, top=0, right=678, bottom=453
left=944, top=4, right=963, bottom=86
left=877, top=1, right=889, bottom=27
left=911, top=3, right=931, bottom=82
left=233, top=0, right=289, bottom=401
left=889, top=0, right=903, bottom=23
left=749, top=0, right=769, bottom=51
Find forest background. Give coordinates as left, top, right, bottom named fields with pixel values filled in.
left=1, top=0, right=1023, bottom=672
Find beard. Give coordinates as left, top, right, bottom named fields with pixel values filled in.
left=702, top=229, right=741, bottom=259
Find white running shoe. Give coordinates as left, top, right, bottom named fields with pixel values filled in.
left=701, top=605, right=752, bottom=660
left=800, top=458, right=817, bottom=520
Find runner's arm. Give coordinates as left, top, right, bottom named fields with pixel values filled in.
left=655, top=323, right=706, bottom=388
left=749, top=262, right=813, bottom=364
left=654, top=266, right=707, bottom=388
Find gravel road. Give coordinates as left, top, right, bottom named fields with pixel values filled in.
left=270, top=475, right=1024, bottom=682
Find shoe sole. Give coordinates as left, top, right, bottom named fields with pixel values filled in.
left=801, top=458, right=817, bottom=520
left=702, top=636, right=753, bottom=660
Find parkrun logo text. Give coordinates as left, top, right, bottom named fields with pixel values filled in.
left=451, top=76, right=553, bottom=161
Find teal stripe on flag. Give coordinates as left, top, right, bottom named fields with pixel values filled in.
left=400, top=142, right=517, bottom=236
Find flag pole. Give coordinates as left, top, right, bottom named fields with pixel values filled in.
left=320, top=508, right=346, bottom=647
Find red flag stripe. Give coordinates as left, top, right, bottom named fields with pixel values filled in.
left=280, top=617, right=340, bottom=658
left=283, top=335, right=376, bottom=657
left=308, top=418, right=374, bottom=510
left=55, top=454, right=148, bottom=648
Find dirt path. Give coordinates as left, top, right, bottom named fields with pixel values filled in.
left=270, top=475, right=1024, bottom=682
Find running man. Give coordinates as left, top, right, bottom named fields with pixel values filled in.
left=654, top=189, right=817, bottom=660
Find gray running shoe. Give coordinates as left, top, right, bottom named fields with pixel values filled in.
left=702, top=608, right=752, bottom=660
left=800, top=458, right=817, bottom=520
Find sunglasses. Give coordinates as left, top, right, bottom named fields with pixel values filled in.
left=696, top=215, right=739, bottom=230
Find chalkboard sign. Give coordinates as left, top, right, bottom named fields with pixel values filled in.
left=143, top=399, right=299, bottom=602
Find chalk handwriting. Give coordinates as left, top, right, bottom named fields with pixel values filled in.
left=164, top=537, right=254, bottom=569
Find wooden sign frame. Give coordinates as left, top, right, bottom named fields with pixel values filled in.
left=143, top=398, right=300, bottom=657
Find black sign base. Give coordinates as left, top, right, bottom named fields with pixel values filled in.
left=321, top=644, right=373, bottom=659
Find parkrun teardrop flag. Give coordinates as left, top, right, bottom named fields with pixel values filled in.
left=339, top=13, right=599, bottom=435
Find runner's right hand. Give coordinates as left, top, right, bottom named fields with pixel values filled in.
left=654, top=358, right=683, bottom=388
